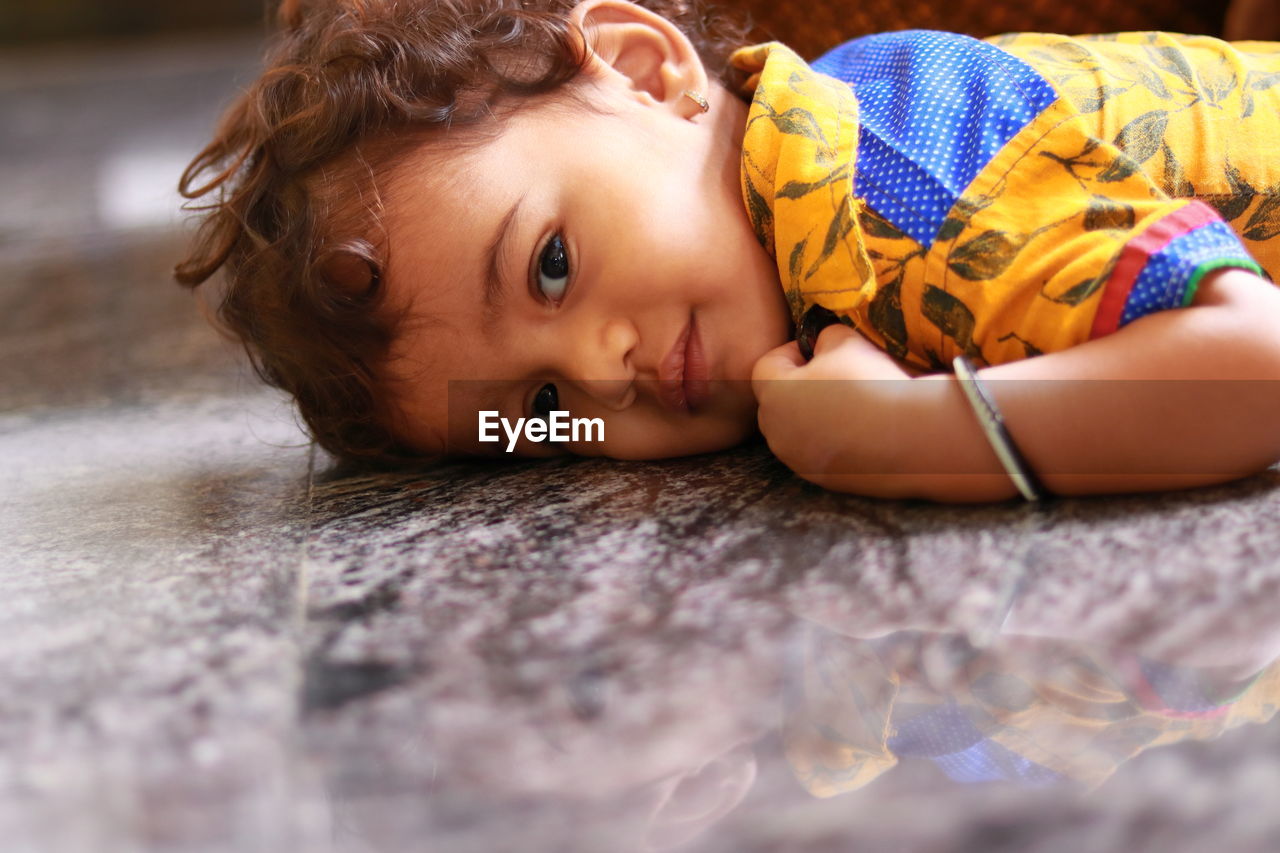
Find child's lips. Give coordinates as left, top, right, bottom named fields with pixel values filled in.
left=683, top=317, right=711, bottom=410
left=657, top=315, right=711, bottom=413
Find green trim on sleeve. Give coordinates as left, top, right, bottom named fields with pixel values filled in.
left=1180, top=258, right=1266, bottom=307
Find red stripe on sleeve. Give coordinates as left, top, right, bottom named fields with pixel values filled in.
left=1088, top=202, right=1223, bottom=339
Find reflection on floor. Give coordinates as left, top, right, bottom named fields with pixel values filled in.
left=4, top=31, right=1280, bottom=853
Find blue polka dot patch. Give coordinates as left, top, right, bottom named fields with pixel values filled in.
left=885, top=701, right=1063, bottom=786
left=812, top=31, right=1058, bottom=248
left=1139, top=658, right=1235, bottom=714
left=932, top=739, right=1064, bottom=787
left=1120, top=221, right=1258, bottom=326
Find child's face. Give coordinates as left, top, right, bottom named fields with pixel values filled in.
left=379, top=82, right=792, bottom=460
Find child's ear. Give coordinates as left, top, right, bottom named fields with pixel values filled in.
left=568, top=0, right=710, bottom=116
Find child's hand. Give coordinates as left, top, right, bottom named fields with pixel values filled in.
left=751, top=324, right=921, bottom=487
left=754, top=323, right=913, bottom=383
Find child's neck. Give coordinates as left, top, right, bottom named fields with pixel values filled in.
left=706, top=83, right=753, bottom=225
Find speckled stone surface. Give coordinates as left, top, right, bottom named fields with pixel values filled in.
left=4, top=30, right=1280, bottom=853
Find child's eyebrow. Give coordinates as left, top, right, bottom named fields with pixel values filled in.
left=482, top=193, right=526, bottom=334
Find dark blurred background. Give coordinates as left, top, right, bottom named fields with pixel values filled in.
left=0, top=0, right=264, bottom=45
left=0, top=0, right=1244, bottom=49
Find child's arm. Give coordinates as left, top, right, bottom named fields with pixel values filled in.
left=752, top=268, right=1280, bottom=502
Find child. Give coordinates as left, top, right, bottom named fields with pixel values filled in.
left=176, top=0, right=1280, bottom=502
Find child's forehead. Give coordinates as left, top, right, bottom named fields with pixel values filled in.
left=301, top=126, right=494, bottom=279
left=378, top=113, right=566, bottom=246
left=386, top=88, right=625, bottom=180
left=310, top=119, right=493, bottom=209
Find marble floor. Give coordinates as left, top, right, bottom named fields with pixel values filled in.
left=4, top=31, right=1280, bottom=853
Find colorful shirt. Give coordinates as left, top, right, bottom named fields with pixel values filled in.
left=781, top=627, right=1280, bottom=797
left=732, top=32, right=1280, bottom=369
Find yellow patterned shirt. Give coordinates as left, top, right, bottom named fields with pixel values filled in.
left=733, top=32, right=1279, bottom=369
left=782, top=625, right=1280, bottom=796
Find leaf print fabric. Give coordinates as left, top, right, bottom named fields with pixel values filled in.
left=782, top=624, right=1280, bottom=799
left=996, top=32, right=1280, bottom=286
left=732, top=43, right=872, bottom=328
left=733, top=33, right=1277, bottom=371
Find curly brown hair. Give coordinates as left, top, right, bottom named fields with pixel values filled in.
left=174, top=0, right=750, bottom=464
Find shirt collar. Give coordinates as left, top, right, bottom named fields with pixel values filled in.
left=731, top=42, right=877, bottom=326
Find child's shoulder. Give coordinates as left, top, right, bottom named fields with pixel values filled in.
left=813, top=29, right=1026, bottom=74
left=811, top=29, right=1057, bottom=105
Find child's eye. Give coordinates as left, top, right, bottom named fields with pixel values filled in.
left=536, top=234, right=570, bottom=303
left=532, top=383, right=559, bottom=419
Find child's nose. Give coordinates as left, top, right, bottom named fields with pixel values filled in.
left=560, top=317, right=637, bottom=410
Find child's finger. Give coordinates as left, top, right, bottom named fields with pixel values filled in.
left=810, top=322, right=857, bottom=358
left=751, top=340, right=805, bottom=393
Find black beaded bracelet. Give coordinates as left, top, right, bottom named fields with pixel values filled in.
left=952, top=355, right=1048, bottom=502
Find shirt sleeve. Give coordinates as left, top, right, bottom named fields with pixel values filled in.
left=1088, top=202, right=1262, bottom=338
left=812, top=31, right=1265, bottom=368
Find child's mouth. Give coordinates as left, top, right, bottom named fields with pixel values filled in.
left=658, top=314, right=711, bottom=413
